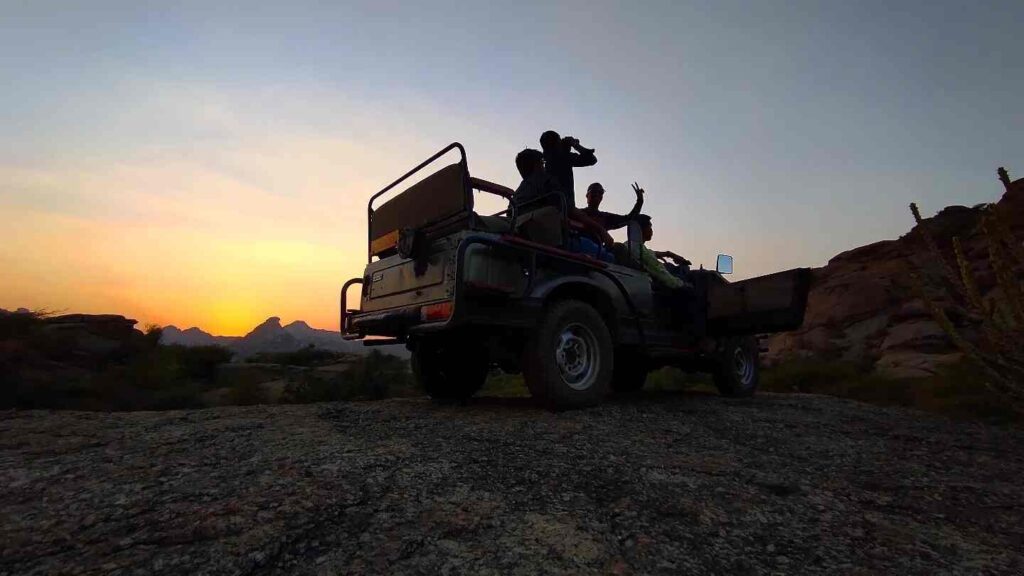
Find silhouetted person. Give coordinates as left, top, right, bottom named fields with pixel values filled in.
left=540, top=130, right=596, bottom=207
left=512, top=148, right=613, bottom=251
left=635, top=215, right=690, bottom=289
left=635, top=214, right=702, bottom=332
left=582, top=182, right=645, bottom=231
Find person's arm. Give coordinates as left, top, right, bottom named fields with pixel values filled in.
left=569, top=207, right=614, bottom=247
left=641, top=247, right=685, bottom=289
left=566, top=139, right=597, bottom=167
left=568, top=149, right=597, bottom=167
left=653, top=250, right=692, bottom=266
left=627, top=182, right=644, bottom=217
left=602, top=212, right=629, bottom=231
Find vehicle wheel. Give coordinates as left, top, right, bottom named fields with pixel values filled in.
left=712, top=336, right=759, bottom=397
left=523, top=300, right=613, bottom=409
left=412, top=337, right=489, bottom=402
left=612, top=347, right=647, bottom=393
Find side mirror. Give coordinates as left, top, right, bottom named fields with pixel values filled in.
left=716, top=254, right=733, bottom=274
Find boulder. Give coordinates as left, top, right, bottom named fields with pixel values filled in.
left=875, top=351, right=963, bottom=379
left=880, top=320, right=953, bottom=354
left=764, top=170, right=1022, bottom=374
left=39, top=314, right=144, bottom=362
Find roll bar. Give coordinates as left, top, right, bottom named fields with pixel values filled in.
left=367, top=143, right=469, bottom=261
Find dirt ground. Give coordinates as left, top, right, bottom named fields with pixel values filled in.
left=2, top=392, right=1022, bottom=575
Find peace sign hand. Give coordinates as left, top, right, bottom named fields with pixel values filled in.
left=631, top=182, right=645, bottom=199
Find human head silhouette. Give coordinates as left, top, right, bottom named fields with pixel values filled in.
left=540, top=130, right=561, bottom=153
left=586, top=182, right=605, bottom=209
left=515, top=148, right=544, bottom=179
left=637, top=214, right=653, bottom=242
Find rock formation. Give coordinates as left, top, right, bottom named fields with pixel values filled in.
left=765, top=167, right=1024, bottom=378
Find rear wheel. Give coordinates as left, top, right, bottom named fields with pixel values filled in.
left=712, top=336, right=759, bottom=397
left=523, top=300, right=613, bottom=409
left=412, top=336, right=489, bottom=402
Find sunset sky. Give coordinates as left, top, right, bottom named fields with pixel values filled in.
left=2, top=1, right=1021, bottom=335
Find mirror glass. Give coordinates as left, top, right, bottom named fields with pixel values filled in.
left=716, top=254, right=733, bottom=274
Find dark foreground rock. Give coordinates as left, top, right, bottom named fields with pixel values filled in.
left=2, top=393, right=1023, bottom=575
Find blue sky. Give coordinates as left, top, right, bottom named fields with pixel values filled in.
left=1, top=1, right=1021, bottom=332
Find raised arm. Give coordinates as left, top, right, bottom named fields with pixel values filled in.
left=628, top=182, right=645, bottom=217
left=566, top=138, right=597, bottom=167
left=568, top=149, right=597, bottom=168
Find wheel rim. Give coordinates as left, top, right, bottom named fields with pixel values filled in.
left=732, top=346, right=755, bottom=389
left=555, top=322, right=600, bottom=391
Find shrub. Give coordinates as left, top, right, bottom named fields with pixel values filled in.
left=480, top=370, right=529, bottom=397
left=227, top=379, right=270, bottom=406
left=645, top=367, right=713, bottom=392
left=247, top=345, right=341, bottom=367
left=761, top=359, right=865, bottom=394
left=279, top=351, right=413, bottom=403
left=345, top=350, right=412, bottom=400
left=167, top=344, right=234, bottom=382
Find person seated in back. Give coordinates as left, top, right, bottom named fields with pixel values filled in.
left=582, top=181, right=645, bottom=231
left=512, top=148, right=614, bottom=258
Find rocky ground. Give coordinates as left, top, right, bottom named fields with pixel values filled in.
left=2, top=392, right=1023, bottom=575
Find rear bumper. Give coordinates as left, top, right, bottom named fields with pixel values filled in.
left=348, top=304, right=440, bottom=338
left=343, top=296, right=543, bottom=341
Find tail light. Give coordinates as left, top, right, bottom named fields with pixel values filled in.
left=420, top=301, right=453, bottom=323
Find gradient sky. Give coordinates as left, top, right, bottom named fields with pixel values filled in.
left=2, top=1, right=1021, bottom=335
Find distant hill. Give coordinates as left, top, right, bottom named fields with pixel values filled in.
left=161, top=317, right=409, bottom=359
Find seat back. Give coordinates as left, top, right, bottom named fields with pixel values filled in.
left=370, top=163, right=470, bottom=257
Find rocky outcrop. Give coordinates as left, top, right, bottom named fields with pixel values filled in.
left=41, top=314, right=143, bottom=356
left=765, top=167, right=1024, bottom=377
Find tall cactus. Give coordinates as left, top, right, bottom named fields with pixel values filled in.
left=908, top=194, right=1024, bottom=411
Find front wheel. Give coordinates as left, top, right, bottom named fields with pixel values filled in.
left=523, top=300, right=613, bottom=409
left=412, top=336, right=489, bottom=402
left=712, top=336, right=759, bottom=397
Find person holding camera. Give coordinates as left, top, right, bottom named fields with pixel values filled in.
left=511, top=148, right=614, bottom=252
left=539, top=130, right=597, bottom=209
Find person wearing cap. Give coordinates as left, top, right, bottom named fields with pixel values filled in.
left=582, top=181, right=645, bottom=231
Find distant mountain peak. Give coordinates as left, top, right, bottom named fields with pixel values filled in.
left=159, top=316, right=407, bottom=358
left=244, top=317, right=282, bottom=336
